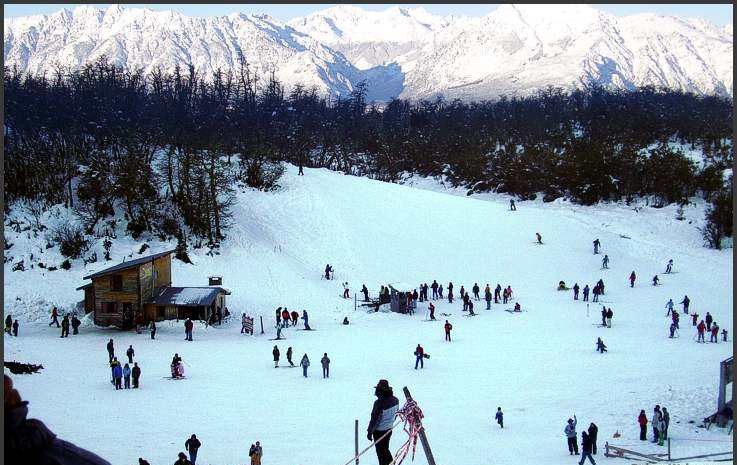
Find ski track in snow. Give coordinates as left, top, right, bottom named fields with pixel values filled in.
left=4, top=165, right=733, bottom=465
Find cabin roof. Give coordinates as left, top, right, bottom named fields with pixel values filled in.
left=76, top=283, right=93, bottom=291
left=82, top=249, right=175, bottom=280
left=148, top=286, right=230, bottom=307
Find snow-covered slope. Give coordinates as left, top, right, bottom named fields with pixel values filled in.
left=4, top=4, right=733, bottom=100
left=4, top=166, right=733, bottom=465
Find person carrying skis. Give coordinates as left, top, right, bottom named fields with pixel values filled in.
left=132, top=362, right=141, bottom=388
left=583, top=285, right=590, bottom=302
left=431, top=280, right=439, bottom=300
left=48, top=306, right=61, bottom=327
left=536, top=232, right=542, bottom=244
left=596, top=338, right=607, bottom=353
left=705, top=312, right=713, bottom=331
left=638, top=410, right=648, bottom=441
left=286, top=347, right=295, bottom=367
left=495, top=407, right=504, bottom=428
left=602, top=255, right=609, bottom=269
left=71, top=315, right=81, bottom=335
left=321, top=353, right=330, bottom=378
left=107, top=339, right=115, bottom=362
left=414, top=344, right=425, bottom=369
left=444, top=320, right=452, bottom=342
left=629, top=271, right=636, bottom=287
left=485, top=284, right=492, bottom=309
left=652, top=275, right=659, bottom=286
left=680, top=295, right=690, bottom=313
left=593, top=239, right=600, bottom=254
left=362, top=284, right=369, bottom=302
left=579, top=431, right=596, bottom=465
left=472, top=283, right=480, bottom=300
left=273, top=346, right=280, bottom=368
left=605, top=308, right=613, bottom=328
left=367, top=379, right=400, bottom=465
left=697, top=320, right=706, bottom=342
left=428, top=302, right=436, bottom=321
left=573, top=283, right=580, bottom=300
left=290, top=310, right=299, bottom=327
left=300, top=354, right=310, bottom=377
left=302, top=310, right=311, bottom=330
left=564, top=415, right=578, bottom=455
left=126, top=345, right=135, bottom=364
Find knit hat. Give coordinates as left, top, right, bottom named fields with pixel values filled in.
left=374, top=379, right=391, bottom=392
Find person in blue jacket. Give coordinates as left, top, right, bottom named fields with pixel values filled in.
left=112, top=362, right=123, bottom=390
left=301, top=310, right=311, bottom=330
left=495, top=407, right=504, bottom=428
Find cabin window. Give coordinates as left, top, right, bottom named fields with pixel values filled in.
left=156, top=306, right=165, bottom=318
left=110, top=275, right=123, bottom=291
left=104, top=302, right=117, bottom=313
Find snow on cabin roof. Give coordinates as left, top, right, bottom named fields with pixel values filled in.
left=149, top=287, right=230, bottom=307
left=82, top=249, right=175, bottom=279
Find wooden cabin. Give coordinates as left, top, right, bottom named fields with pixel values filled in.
left=77, top=249, right=229, bottom=329
left=389, top=283, right=412, bottom=314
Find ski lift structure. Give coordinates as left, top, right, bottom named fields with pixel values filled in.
left=388, top=282, right=414, bottom=314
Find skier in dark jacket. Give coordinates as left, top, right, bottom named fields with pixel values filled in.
left=431, top=280, right=439, bottom=300
left=593, top=238, right=600, bottom=254
left=184, top=434, right=201, bottom=465
left=444, top=320, right=452, bottom=341
left=287, top=347, right=295, bottom=367
left=12, top=320, right=19, bottom=337
left=302, top=310, right=311, bottom=330
left=291, top=310, right=299, bottom=327
left=601, top=307, right=607, bottom=327
left=106, top=339, right=115, bottom=362
left=126, top=345, right=135, bottom=364
left=367, top=379, right=400, bottom=465
left=321, top=353, right=330, bottom=378
left=596, top=338, right=607, bottom=353
left=705, top=312, right=713, bottom=331
left=275, top=307, right=282, bottom=327
left=602, top=255, right=609, bottom=269
left=5, top=374, right=112, bottom=465
left=583, top=285, right=590, bottom=301
left=472, top=283, right=480, bottom=300
left=573, top=283, right=580, bottom=300
left=60, top=315, right=70, bottom=338
left=680, top=295, right=690, bottom=313
left=495, top=284, right=502, bottom=303
left=71, top=315, right=81, bottom=334
left=652, top=275, right=659, bottom=286
left=132, top=363, right=141, bottom=388
left=629, top=271, right=636, bottom=287
left=579, top=431, right=596, bottom=465
left=174, top=452, right=192, bottom=465
left=362, top=284, right=369, bottom=301
left=484, top=284, right=492, bottom=309
left=587, top=423, right=598, bottom=454
left=414, top=344, right=425, bottom=369
left=495, top=407, right=504, bottom=428
left=447, top=282, right=454, bottom=303
left=5, top=314, right=13, bottom=333
left=273, top=346, right=280, bottom=368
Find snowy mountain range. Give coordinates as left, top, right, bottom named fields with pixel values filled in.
left=4, top=4, right=733, bottom=101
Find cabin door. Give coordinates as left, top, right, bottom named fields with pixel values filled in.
left=122, top=303, right=133, bottom=327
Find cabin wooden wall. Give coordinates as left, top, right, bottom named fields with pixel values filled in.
left=92, top=268, right=139, bottom=327
left=153, top=255, right=171, bottom=288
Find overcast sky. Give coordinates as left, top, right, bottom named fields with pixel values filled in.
left=4, top=4, right=733, bottom=26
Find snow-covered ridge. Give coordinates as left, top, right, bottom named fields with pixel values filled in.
left=4, top=4, right=733, bottom=100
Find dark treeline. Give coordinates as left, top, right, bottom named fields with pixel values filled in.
left=4, top=58, right=733, bottom=253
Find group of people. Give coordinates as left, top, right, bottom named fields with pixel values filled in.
left=106, top=339, right=142, bottom=388
left=47, top=306, right=82, bottom=337
left=638, top=405, right=670, bottom=445
left=563, top=415, right=599, bottom=465
left=272, top=346, right=330, bottom=378
left=570, top=280, right=605, bottom=303
left=4, top=314, right=19, bottom=336
left=274, top=308, right=310, bottom=339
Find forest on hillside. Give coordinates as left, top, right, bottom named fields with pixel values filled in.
left=3, top=59, right=733, bottom=256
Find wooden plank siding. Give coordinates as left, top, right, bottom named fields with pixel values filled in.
left=92, top=267, right=139, bottom=327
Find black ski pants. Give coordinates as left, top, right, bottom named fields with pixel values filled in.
left=372, top=430, right=393, bottom=465
left=567, top=436, right=578, bottom=454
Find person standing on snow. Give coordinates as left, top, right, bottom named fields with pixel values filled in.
left=302, top=310, right=311, bottom=330
left=444, top=320, right=452, bottom=341
left=638, top=410, right=648, bottom=441
left=652, top=406, right=662, bottom=444
left=705, top=312, right=713, bottom=331
left=662, top=408, right=670, bottom=439
left=680, top=295, right=690, bottom=314
left=564, top=415, right=578, bottom=455
left=468, top=300, right=476, bottom=316
left=592, top=284, right=600, bottom=303
left=343, top=282, right=350, bottom=299
left=249, top=442, right=263, bottom=465
left=150, top=320, right=156, bottom=339
left=447, top=282, right=454, bottom=303
left=495, top=407, right=504, bottom=428
left=665, top=299, right=674, bottom=316
left=710, top=322, right=719, bottom=343
left=629, top=271, right=636, bottom=287
left=602, top=255, right=609, bottom=269
left=579, top=431, right=596, bottom=465
left=596, top=338, right=607, bottom=353
left=132, top=362, right=141, bottom=388
left=126, top=345, right=135, bottom=364
left=431, top=280, right=439, bottom=300
left=60, top=315, right=70, bottom=338
left=123, top=363, right=131, bottom=389
left=184, top=434, right=201, bottom=465
left=300, top=354, right=310, bottom=377
left=362, top=284, right=369, bottom=301
left=321, top=353, right=330, bottom=378
left=573, top=283, right=580, bottom=300
left=652, top=275, right=659, bottom=286
left=495, top=284, right=502, bottom=303
left=286, top=347, right=295, bottom=367
left=691, top=312, right=699, bottom=326
left=71, top=315, right=81, bottom=335
left=600, top=307, right=607, bottom=327
left=536, top=232, right=543, bottom=244
left=605, top=308, right=613, bottom=328
left=587, top=423, right=598, bottom=455
left=510, top=199, right=516, bottom=211
left=112, top=362, right=123, bottom=390
left=106, top=339, right=115, bottom=362
left=241, top=313, right=249, bottom=333
left=367, top=379, right=400, bottom=465
left=414, top=344, right=425, bottom=369
left=697, top=320, right=706, bottom=342
left=593, top=239, right=600, bottom=254
left=665, top=259, right=673, bottom=274
left=272, top=346, right=280, bottom=368
left=11, top=320, right=19, bottom=337
left=291, top=310, right=299, bottom=327
left=583, top=285, right=590, bottom=302
left=485, top=284, right=492, bottom=309
left=275, top=307, right=282, bottom=327
left=184, top=318, right=194, bottom=341
left=428, top=302, right=436, bottom=321
left=472, top=283, right=480, bottom=300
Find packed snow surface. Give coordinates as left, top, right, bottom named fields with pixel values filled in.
left=4, top=166, right=733, bottom=465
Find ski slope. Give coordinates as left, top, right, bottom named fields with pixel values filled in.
left=4, top=165, right=733, bottom=465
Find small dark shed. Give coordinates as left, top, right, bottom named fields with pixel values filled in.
left=389, top=284, right=412, bottom=314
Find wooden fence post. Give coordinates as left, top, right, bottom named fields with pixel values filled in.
left=355, top=419, right=359, bottom=465
left=402, top=386, right=437, bottom=465
left=259, top=316, right=264, bottom=334
left=667, top=438, right=671, bottom=461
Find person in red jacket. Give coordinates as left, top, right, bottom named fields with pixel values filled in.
left=697, top=320, right=706, bottom=343
left=710, top=323, right=719, bottom=343
left=629, top=271, right=636, bottom=287
left=444, top=320, right=452, bottom=342
left=281, top=309, right=290, bottom=327
left=290, top=310, right=299, bottom=327
left=638, top=410, right=648, bottom=441
left=414, top=344, right=425, bottom=369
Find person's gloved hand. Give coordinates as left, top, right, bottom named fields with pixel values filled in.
left=367, top=432, right=373, bottom=441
